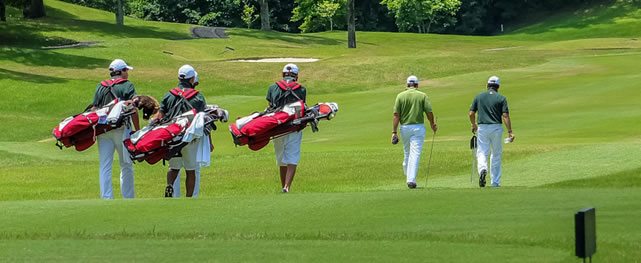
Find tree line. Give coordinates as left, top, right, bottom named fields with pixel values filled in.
left=3, top=0, right=610, bottom=35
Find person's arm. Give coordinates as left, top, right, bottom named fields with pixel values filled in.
left=469, top=111, right=477, bottom=134
left=424, top=96, right=437, bottom=133
left=502, top=97, right=513, bottom=141
left=426, top=112, right=437, bottom=133
left=503, top=113, right=514, bottom=141
left=392, top=112, right=400, bottom=144
left=132, top=112, right=140, bottom=131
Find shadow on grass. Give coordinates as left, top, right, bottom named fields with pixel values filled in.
left=45, top=6, right=191, bottom=40
left=541, top=166, right=641, bottom=188
left=0, top=48, right=109, bottom=68
left=229, top=30, right=342, bottom=46
left=0, top=68, right=67, bottom=83
left=0, top=5, right=190, bottom=49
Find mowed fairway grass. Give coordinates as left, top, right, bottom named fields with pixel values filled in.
left=1, top=0, right=641, bottom=261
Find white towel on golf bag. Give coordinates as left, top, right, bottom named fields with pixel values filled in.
left=106, top=101, right=126, bottom=124
left=196, top=136, right=211, bottom=167
left=183, top=112, right=205, bottom=143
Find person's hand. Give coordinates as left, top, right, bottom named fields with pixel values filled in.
left=431, top=123, right=438, bottom=133
left=471, top=123, right=478, bottom=134
left=391, top=132, right=399, bottom=145
left=508, top=132, right=515, bottom=142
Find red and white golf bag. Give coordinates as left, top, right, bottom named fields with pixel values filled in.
left=52, top=79, right=135, bottom=151
left=124, top=105, right=228, bottom=164
left=229, top=101, right=339, bottom=151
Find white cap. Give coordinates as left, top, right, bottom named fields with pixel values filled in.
left=194, top=71, right=199, bottom=83
left=488, top=76, right=500, bottom=85
left=178, top=65, right=196, bottom=79
left=406, top=75, right=419, bottom=84
left=282, top=64, right=299, bottom=74
left=109, top=59, right=133, bottom=71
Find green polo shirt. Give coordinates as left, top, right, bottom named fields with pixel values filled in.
left=393, top=88, right=433, bottom=125
left=92, top=80, right=136, bottom=108
left=159, top=82, right=207, bottom=120
left=266, top=80, right=307, bottom=109
left=470, top=89, right=509, bottom=124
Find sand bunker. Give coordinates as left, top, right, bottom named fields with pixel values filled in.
left=229, top=58, right=319, bottom=63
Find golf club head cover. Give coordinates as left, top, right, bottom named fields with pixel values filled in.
left=470, top=135, right=477, bottom=149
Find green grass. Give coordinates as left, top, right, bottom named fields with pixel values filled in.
left=1, top=0, right=641, bottom=261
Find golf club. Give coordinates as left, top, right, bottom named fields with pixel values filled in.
left=424, top=120, right=437, bottom=188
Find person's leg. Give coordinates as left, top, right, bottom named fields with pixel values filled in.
left=185, top=170, right=196, bottom=197
left=282, top=132, right=302, bottom=192
left=273, top=136, right=287, bottom=189
left=283, top=164, right=297, bottom=191
left=112, top=129, right=135, bottom=199
left=476, top=125, right=491, bottom=187
left=181, top=141, right=199, bottom=198
left=400, top=125, right=411, bottom=179
left=476, top=125, right=490, bottom=175
left=279, top=166, right=287, bottom=188
left=97, top=134, right=115, bottom=199
left=406, top=125, right=425, bottom=184
left=489, top=125, right=503, bottom=187
left=166, top=169, right=180, bottom=187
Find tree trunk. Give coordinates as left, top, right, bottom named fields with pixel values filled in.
left=426, top=16, right=434, bottom=34
left=116, top=0, right=124, bottom=26
left=347, top=0, right=356, bottom=48
left=330, top=18, right=333, bottom=31
left=1, top=0, right=6, bottom=22
left=24, top=0, right=46, bottom=19
left=259, top=0, right=270, bottom=31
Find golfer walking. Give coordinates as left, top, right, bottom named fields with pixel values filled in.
left=93, top=59, right=139, bottom=199
left=468, top=76, right=514, bottom=187
left=392, top=76, right=437, bottom=189
left=267, top=64, right=307, bottom=193
left=155, top=65, right=207, bottom=198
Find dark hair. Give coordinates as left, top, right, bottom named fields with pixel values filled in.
left=179, top=77, right=195, bottom=88
left=109, top=68, right=127, bottom=77
left=407, top=82, right=418, bottom=88
left=283, top=72, right=298, bottom=79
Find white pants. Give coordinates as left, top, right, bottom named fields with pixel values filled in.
left=400, top=124, right=426, bottom=184
left=97, top=128, right=134, bottom=199
left=476, top=124, right=503, bottom=187
left=173, top=168, right=200, bottom=198
left=273, top=131, right=303, bottom=166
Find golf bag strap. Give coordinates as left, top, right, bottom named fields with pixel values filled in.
left=170, top=87, right=199, bottom=100
left=273, top=81, right=303, bottom=109
left=100, top=78, right=128, bottom=101
left=276, top=80, right=301, bottom=91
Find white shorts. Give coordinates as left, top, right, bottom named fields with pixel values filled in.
left=169, top=140, right=198, bottom=171
left=273, top=131, right=302, bottom=166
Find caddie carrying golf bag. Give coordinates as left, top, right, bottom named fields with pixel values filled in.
left=124, top=105, right=228, bottom=164
left=52, top=79, right=140, bottom=151
left=229, top=101, right=339, bottom=151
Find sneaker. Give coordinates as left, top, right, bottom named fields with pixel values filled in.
left=164, top=185, right=174, bottom=198
left=282, top=188, right=289, bottom=193
left=407, top=182, right=417, bottom=189
left=479, top=170, right=487, bottom=188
